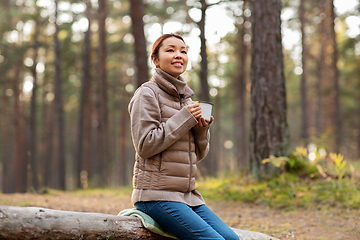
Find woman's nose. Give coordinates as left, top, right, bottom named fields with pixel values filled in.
left=174, top=51, right=182, bottom=58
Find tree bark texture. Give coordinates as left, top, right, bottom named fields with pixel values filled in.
left=198, top=0, right=210, bottom=102
left=75, top=0, right=93, bottom=189
left=1, top=49, right=15, bottom=193
left=249, top=0, right=290, bottom=175
left=13, top=57, right=27, bottom=193
left=0, top=205, right=278, bottom=240
left=130, top=0, right=149, bottom=87
left=234, top=0, right=249, bottom=170
left=299, top=0, right=309, bottom=145
left=29, top=15, right=40, bottom=191
left=54, top=0, right=66, bottom=190
left=96, top=0, right=110, bottom=187
left=330, top=0, right=341, bottom=153
left=315, top=0, right=326, bottom=138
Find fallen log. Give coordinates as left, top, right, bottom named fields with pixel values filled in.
left=0, top=205, right=278, bottom=240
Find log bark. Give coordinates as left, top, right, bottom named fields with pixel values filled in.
left=0, top=205, right=278, bottom=240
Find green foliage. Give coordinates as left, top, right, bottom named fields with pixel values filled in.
left=197, top=174, right=360, bottom=210
left=329, top=153, right=347, bottom=180
left=199, top=147, right=360, bottom=210
left=285, top=153, right=319, bottom=178
left=262, top=156, right=290, bottom=169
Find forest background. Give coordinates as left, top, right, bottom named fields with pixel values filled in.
left=1, top=0, right=359, bottom=193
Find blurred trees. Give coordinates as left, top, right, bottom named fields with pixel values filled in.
left=0, top=0, right=359, bottom=192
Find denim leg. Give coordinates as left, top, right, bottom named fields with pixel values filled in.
left=192, top=204, right=240, bottom=240
left=135, top=201, right=225, bottom=240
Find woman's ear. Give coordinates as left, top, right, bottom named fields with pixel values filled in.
left=152, top=55, right=159, bottom=68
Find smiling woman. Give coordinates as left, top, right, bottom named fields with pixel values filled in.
left=127, top=33, right=238, bottom=240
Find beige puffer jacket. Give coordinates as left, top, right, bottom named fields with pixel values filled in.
left=128, top=68, right=211, bottom=206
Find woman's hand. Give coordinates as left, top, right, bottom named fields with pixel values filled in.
left=196, top=116, right=214, bottom=127
left=186, top=101, right=202, bottom=119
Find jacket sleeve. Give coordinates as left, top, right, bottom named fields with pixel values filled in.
left=128, top=87, right=198, bottom=159
left=192, top=124, right=211, bottom=162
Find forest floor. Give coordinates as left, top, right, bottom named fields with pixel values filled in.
left=0, top=190, right=359, bottom=240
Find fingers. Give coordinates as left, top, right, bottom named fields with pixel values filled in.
left=209, top=116, right=214, bottom=123
left=186, top=102, right=202, bottom=119
left=196, top=116, right=215, bottom=127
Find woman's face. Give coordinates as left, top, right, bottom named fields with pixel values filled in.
left=153, top=37, right=188, bottom=78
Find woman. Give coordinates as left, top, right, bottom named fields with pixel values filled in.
left=128, top=33, right=239, bottom=240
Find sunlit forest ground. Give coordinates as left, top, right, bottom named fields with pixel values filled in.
left=1, top=160, right=360, bottom=240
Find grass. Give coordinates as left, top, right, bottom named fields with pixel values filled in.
left=196, top=173, right=360, bottom=210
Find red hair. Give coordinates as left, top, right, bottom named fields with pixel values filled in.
left=151, top=33, right=186, bottom=63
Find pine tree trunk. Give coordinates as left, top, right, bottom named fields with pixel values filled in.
left=198, top=0, right=210, bottom=102
left=14, top=58, right=27, bottom=193
left=299, top=0, right=309, bottom=145
left=1, top=51, right=15, bottom=193
left=40, top=57, right=54, bottom=189
left=54, top=0, right=66, bottom=190
left=75, top=0, right=93, bottom=189
left=234, top=0, right=249, bottom=170
left=130, top=0, right=149, bottom=87
left=330, top=0, right=341, bottom=153
left=96, top=0, right=109, bottom=187
left=316, top=0, right=326, bottom=137
left=29, top=17, right=40, bottom=191
left=249, top=0, right=290, bottom=176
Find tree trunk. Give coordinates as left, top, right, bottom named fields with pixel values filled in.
left=75, top=0, right=93, bottom=189
left=330, top=0, right=341, bottom=153
left=198, top=0, right=210, bottom=102
left=1, top=47, right=15, bottom=193
left=13, top=57, right=27, bottom=193
left=234, top=0, right=249, bottom=171
left=315, top=0, right=326, bottom=138
left=249, top=0, right=290, bottom=177
left=54, top=0, right=66, bottom=190
left=29, top=17, right=40, bottom=191
left=43, top=103, right=55, bottom=188
left=39, top=52, right=54, bottom=189
left=299, top=0, right=309, bottom=145
left=96, top=0, right=109, bottom=187
left=0, top=205, right=278, bottom=240
left=130, top=0, right=149, bottom=87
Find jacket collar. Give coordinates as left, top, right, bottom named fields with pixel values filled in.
left=152, top=68, right=195, bottom=99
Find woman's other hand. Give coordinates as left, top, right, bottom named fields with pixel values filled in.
left=196, top=116, right=214, bottom=127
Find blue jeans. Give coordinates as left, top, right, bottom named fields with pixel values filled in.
left=134, top=201, right=239, bottom=240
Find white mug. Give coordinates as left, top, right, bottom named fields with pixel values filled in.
left=198, top=101, right=213, bottom=122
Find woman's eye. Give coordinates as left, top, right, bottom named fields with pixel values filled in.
left=167, top=49, right=174, bottom=52
left=182, top=51, right=187, bottom=54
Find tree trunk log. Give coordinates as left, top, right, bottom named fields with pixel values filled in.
left=0, top=205, right=278, bottom=240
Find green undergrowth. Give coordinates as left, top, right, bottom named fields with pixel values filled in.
left=196, top=173, right=360, bottom=210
